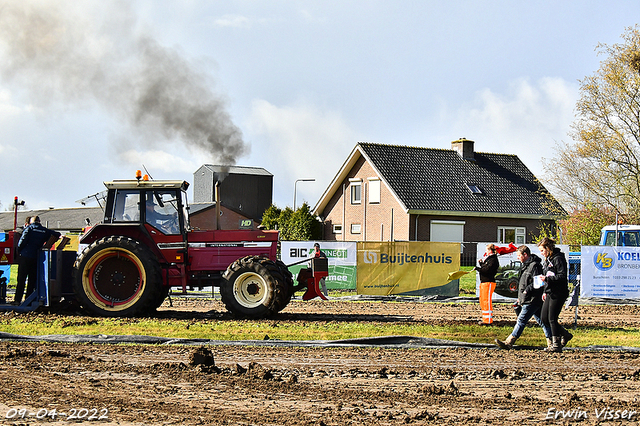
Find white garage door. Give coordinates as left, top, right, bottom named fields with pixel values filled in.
left=430, top=220, right=464, bottom=252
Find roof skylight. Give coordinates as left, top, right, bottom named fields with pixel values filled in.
left=466, top=183, right=483, bottom=195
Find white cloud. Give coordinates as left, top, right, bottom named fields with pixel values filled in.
left=0, top=90, right=29, bottom=159
left=247, top=99, right=360, bottom=208
left=0, top=140, right=18, bottom=158
left=0, top=89, right=27, bottom=118
left=297, top=8, right=327, bottom=24
left=450, top=77, right=579, bottom=180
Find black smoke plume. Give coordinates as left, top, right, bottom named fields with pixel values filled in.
left=0, top=1, right=247, bottom=165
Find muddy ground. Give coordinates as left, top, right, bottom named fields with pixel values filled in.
left=2, top=297, right=640, bottom=425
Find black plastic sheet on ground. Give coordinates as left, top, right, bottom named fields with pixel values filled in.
left=0, top=332, right=490, bottom=349
left=1, top=332, right=639, bottom=352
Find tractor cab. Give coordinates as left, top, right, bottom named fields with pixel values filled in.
left=102, top=179, right=190, bottom=236
left=78, top=178, right=191, bottom=295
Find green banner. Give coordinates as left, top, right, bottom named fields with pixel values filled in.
left=281, top=242, right=357, bottom=290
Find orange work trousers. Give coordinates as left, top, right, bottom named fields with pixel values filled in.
left=479, top=281, right=496, bottom=324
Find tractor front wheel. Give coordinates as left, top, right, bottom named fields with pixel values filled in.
left=221, top=256, right=291, bottom=318
left=72, top=236, right=162, bottom=317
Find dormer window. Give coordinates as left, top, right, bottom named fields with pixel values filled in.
left=466, top=183, right=483, bottom=195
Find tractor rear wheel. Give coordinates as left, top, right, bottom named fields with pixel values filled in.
left=142, top=284, right=171, bottom=315
left=221, top=256, right=292, bottom=318
left=508, top=278, right=518, bottom=294
left=272, top=260, right=294, bottom=313
left=72, top=236, right=162, bottom=317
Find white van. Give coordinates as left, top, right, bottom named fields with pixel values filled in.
left=599, top=224, right=640, bottom=247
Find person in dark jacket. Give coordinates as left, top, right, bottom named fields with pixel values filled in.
left=475, top=243, right=499, bottom=325
left=313, top=242, right=326, bottom=259
left=495, top=245, right=551, bottom=349
left=13, top=216, right=61, bottom=305
left=538, top=237, right=572, bottom=352
left=313, top=243, right=328, bottom=297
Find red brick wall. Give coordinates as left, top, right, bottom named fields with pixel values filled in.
left=411, top=215, right=555, bottom=243
left=320, top=156, right=409, bottom=241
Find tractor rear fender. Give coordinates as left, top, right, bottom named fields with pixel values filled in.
left=80, top=223, right=173, bottom=265
left=186, top=229, right=279, bottom=273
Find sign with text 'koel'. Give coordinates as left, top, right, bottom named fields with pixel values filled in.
left=581, top=246, right=640, bottom=298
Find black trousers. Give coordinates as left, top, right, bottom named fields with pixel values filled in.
left=15, top=255, right=38, bottom=303
left=541, top=292, right=568, bottom=337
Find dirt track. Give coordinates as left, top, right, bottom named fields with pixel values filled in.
left=2, top=298, right=640, bottom=425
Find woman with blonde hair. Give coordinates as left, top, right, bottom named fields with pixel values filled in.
left=538, top=237, right=572, bottom=352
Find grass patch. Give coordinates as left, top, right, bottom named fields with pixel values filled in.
left=0, top=312, right=637, bottom=348
left=458, top=266, right=477, bottom=295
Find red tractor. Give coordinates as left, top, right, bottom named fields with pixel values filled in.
left=0, top=176, right=329, bottom=317
left=71, top=177, right=299, bottom=318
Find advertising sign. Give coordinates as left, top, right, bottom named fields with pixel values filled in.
left=357, top=241, right=459, bottom=296
left=280, top=241, right=357, bottom=290
left=0, top=265, right=9, bottom=285
left=581, top=246, right=640, bottom=298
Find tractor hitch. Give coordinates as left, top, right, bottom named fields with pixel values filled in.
left=292, top=257, right=329, bottom=301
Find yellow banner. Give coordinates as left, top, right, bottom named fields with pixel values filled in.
left=55, top=234, right=80, bottom=252
left=357, top=241, right=460, bottom=295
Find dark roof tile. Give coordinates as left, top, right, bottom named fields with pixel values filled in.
left=359, top=142, right=564, bottom=216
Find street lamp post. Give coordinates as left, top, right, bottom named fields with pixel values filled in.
left=13, top=196, right=25, bottom=231
left=294, top=178, right=315, bottom=210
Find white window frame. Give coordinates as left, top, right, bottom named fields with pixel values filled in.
left=466, top=183, right=483, bottom=195
left=498, top=226, right=526, bottom=245
left=333, top=224, right=343, bottom=234
left=349, top=179, right=362, bottom=204
left=351, top=223, right=362, bottom=234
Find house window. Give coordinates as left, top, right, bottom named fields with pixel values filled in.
left=350, top=180, right=362, bottom=204
left=498, top=226, right=526, bottom=245
left=351, top=223, right=362, bottom=234
left=368, top=178, right=381, bottom=204
left=466, top=183, right=483, bottom=195
left=333, top=224, right=343, bottom=234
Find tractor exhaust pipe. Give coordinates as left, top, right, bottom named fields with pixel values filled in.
left=215, top=181, right=221, bottom=230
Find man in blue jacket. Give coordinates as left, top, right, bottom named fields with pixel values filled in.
left=13, top=216, right=61, bottom=305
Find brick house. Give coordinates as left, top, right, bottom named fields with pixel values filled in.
left=313, top=139, right=565, bottom=264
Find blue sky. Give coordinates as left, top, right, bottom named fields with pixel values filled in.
left=0, top=1, right=637, bottom=213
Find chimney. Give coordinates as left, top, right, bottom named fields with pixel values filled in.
left=451, top=138, right=475, bottom=161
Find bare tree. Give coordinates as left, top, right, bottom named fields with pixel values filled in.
left=544, top=26, right=640, bottom=222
